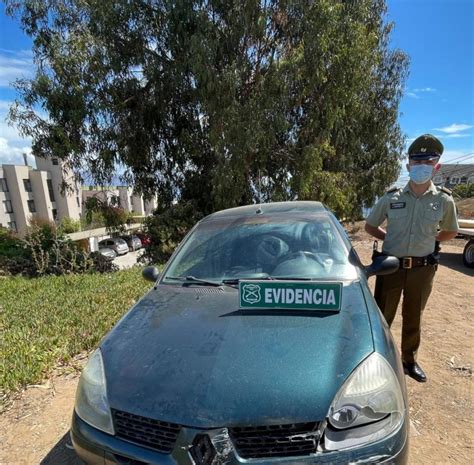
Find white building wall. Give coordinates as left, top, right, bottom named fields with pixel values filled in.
left=82, top=188, right=120, bottom=207
left=0, top=167, right=16, bottom=231
left=118, top=187, right=133, bottom=212
left=131, top=193, right=145, bottom=215
left=30, top=170, right=54, bottom=223
left=144, top=196, right=158, bottom=215
left=2, top=165, right=35, bottom=235
left=34, top=156, right=82, bottom=220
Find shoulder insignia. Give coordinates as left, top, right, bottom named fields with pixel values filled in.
left=438, top=186, right=452, bottom=196
left=386, top=186, right=400, bottom=194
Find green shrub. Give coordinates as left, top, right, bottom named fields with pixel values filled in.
left=0, top=221, right=117, bottom=276
left=58, top=216, right=81, bottom=233
left=0, top=268, right=152, bottom=399
left=452, top=183, right=474, bottom=199
left=0, top=227, right=26, bottom=259
left=140, top=201, right=204, bottom=264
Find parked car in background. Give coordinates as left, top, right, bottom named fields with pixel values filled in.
left=98, top=238, right=129, bottom=256
left=120, top=234, right=142, bottom=251
left=135, top=232, right=151, bottom=247
left=72, top=202, right=408, bottom=464
left=97, top=247, right=116, bottom=261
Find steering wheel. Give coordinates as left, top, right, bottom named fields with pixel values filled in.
left=277, top=251, right=326, bottom=268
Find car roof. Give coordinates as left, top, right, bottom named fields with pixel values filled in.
left=201, top=201, right=328, bottom=223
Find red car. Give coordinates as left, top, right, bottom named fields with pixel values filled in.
left=135, top=232, right=151, bottom=247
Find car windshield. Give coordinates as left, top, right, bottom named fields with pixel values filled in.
left=163, top=213, right=358, bottom=283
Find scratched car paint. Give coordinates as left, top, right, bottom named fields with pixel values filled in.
left=71, top=201, right=408, bottom=464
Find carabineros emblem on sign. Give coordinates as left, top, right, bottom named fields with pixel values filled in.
left=239, top=281, right=342, bottom=311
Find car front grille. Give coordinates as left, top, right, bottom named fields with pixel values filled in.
left=112, top=409, right=181, bottom=454
left=229, top=421, right=321, bottom=459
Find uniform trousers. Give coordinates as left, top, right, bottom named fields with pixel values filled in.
left=374, top=265, right=437, bottom=364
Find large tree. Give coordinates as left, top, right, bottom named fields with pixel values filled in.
left=6, top=0, right=408, bottom=219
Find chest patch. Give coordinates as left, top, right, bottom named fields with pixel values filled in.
left=390, top=202, right=406, bottom=209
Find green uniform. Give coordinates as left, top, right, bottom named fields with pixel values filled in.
left=366, top=182, right=458, bottom=257
left=366, top=181, right=458, bottom=364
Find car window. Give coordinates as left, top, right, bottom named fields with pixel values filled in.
left=164, top=213, right=358, bottom=282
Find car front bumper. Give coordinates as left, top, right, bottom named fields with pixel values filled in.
left=71, top=412, right=408, bottom=465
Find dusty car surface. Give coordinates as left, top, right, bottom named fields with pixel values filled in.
left=71, top=201, right=408, bottom=464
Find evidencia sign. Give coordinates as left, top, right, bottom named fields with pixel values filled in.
left=239, top=281, right=342, bottom=311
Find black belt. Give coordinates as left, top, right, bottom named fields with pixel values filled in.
left=399, top=256, right=437, bottom=269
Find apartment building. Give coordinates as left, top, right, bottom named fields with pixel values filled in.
left=1, top=155, right=81, bottom=235
left=84, top=186, right=158, bottom=216
left=433, top=164, right=474, bottom=189
left=1, top=154, right=158, bottom=236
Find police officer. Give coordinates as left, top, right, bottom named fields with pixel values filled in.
left=365, top=134, right=459, bottom=382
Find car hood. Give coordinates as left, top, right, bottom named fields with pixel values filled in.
left=101, top=281, right=373, bottom=428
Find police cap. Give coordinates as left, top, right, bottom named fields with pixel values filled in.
left=408, top=134, right=443, bottom=160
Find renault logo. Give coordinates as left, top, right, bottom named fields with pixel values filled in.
left=190, top=434, right=216, bottom=465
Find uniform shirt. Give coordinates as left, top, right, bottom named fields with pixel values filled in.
left=366, top=181, right=459, bottom=257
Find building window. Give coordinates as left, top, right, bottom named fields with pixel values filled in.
left=460, top=177, right=467, bottom=184
left=52, top=208, right=58, bottom=220
left=130, top=196, right=134, bottom=206
left=23, top=179, right=32, bottom=192
left=47, top=179, right=55, bottom=202
left=27, top=199, right=36, bottom=213
left=3, top=200, right=13, bottom=213
left=450, top=177, right=460, bottom=185
left=76, top=196, right=81, bottom=208
left=52, top=158, right=59, bottom=165
left=8, top=221, right=17, bottom=232
left=0, top=178, right=8, bottom=192
left=433, top=175, right=443, bottom=184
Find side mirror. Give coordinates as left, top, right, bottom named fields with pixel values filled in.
left=365, top=255, right=399, bottom=278
left=142, top=266, right=160, bottom=282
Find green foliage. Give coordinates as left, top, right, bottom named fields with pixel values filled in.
left=0, top=268, right=152, bottom=399
left=453, top=183, right=474, bottom=199
left=140, top=201, right=204, bottom=263
left=80, top=209, right=105, bottom=230
left=58, top=216, right=81, bottom=234
left=0, top=227, right=25, bottom=259
left=0, top=220, right=116, bottom=276
left=84, top=197, right=129, bottom=233
left=6, top=0, right=408, bottom=220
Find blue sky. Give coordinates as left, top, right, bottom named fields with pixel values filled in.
left=0, top=0, right=473, bottom=182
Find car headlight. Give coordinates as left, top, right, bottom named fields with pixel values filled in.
left=325, top=352, right=405, bottom=451
left=75, top=349, right=114, bottom=435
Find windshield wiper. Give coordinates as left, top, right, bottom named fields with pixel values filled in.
left=268, top=276, right=314, bottom=281
left=222, top=276, right=275, bottom=284
left=165, top=275, right=223, bottom=287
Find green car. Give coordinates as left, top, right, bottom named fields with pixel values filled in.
left=71, top=201, right=408, bottom=464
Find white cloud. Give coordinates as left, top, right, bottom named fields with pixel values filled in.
left=435, top=123, right=473, bottom=134
left=0, top=98, right=34, bottom=166
left=405, top=87, right=436, bottom=99
left=0, top=49, right=34, bottom=88
left=435, top=133, right=471, bottom=139
left=412, top=87, right=436, bottom=93
left=0, top=137, right=34, bottom=165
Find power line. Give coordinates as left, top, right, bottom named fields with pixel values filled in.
left=443, top=152, right=474, bottom=163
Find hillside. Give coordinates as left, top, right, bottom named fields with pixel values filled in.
left=456, top=198, right=474, bottom=219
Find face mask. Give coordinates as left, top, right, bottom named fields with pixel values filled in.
left=409, top=164, right=434, bottom=184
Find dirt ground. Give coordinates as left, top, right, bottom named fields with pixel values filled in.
left=1, top=234, right=473, bottom=465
